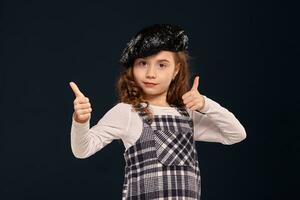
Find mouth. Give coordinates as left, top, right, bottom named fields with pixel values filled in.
left=143, top=82, right=158, bottom=87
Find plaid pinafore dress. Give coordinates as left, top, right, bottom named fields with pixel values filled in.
left=122, top=104, right=201, bottom=200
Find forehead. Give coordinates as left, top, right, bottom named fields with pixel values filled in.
left=136, top=51, right=175, bottom=62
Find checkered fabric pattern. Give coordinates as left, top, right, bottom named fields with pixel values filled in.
left=122, top=105, right=201, bottom=200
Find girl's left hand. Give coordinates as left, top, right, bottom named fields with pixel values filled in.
left=182, top=76, right=205, bottom=111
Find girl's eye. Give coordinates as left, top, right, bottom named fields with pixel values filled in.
left=159, top=63, right=166, bottom=68
left=139, top=61, right=147, bottom=66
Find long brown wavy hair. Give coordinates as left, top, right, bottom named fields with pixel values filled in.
left=115, top=50, right=192, bottom=124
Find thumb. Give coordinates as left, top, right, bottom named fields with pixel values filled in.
left=191, top=76, right=199, bottom=91
left=69, top=81, right=85, bottom=97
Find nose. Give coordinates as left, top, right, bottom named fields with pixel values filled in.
left=145, top=65, right=157, bottom=78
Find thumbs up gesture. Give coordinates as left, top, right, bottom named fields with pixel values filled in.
left=181, top=76, right=205, bottom=111
left=70, top=81, right=92, bottom=123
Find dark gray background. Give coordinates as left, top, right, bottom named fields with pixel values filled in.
left=1, top=0, right=299, bottom=199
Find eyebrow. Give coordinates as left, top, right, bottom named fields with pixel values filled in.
left=157, top=59, right=170, bottom=63
left=137, top=58, right=170, bottom=63
left=136, top=58, right=170, bottom=63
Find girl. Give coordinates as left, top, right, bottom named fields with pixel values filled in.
left=69, top=24, right=247, bottom=200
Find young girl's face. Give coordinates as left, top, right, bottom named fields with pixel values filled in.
left=133, top=50, right=179, bottom=102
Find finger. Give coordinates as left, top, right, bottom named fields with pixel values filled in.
left=75, top=102, right=91, bottom=110
left=186, top=100, right=197, bottom=109
left=80, top=108, right=92, bottom=114
left=183, top=95, right=194, bottom=105
left=190, top=104, right=199, bottom=111
left=77, top=113, right=91, bottom=121
left=74, top=97, right=89, bottom=105
left=182, top=90, right=197, bottom=100
left=70, top=82, right=85, bottom=97
left=191, top=76, right=199, bottom=91
left=76, top=108, right=92, bottom=115
left=182, top=91, right=191, bottom=100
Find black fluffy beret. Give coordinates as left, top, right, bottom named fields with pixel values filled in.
left=119, top=24, right=189, bottom=68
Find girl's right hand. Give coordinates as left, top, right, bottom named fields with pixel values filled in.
left=69, top=81, right=92, bottom=123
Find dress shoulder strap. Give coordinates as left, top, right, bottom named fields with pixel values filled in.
left=170, top=104, right=190, bottom=118
left=170, top=104, right=194, bottom=129
left=132, top=103, right=152, bottom=125
left=132, top=103, right=192, bottom=126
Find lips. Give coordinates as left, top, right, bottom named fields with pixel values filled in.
left=143, top=82, right=157, bottom=85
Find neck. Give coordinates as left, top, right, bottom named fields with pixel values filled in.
left=143, top=94, right=169, bottom=107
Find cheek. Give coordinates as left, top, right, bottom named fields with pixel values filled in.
left=133, top=68, right=141, bottom=79
left=160, top=77, right=173, bottom=88
left=133, top=67, right=144, bottom=76
left=133, top=70, right=145, bottom=86
left=163, top=72, right=174, bottom=83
